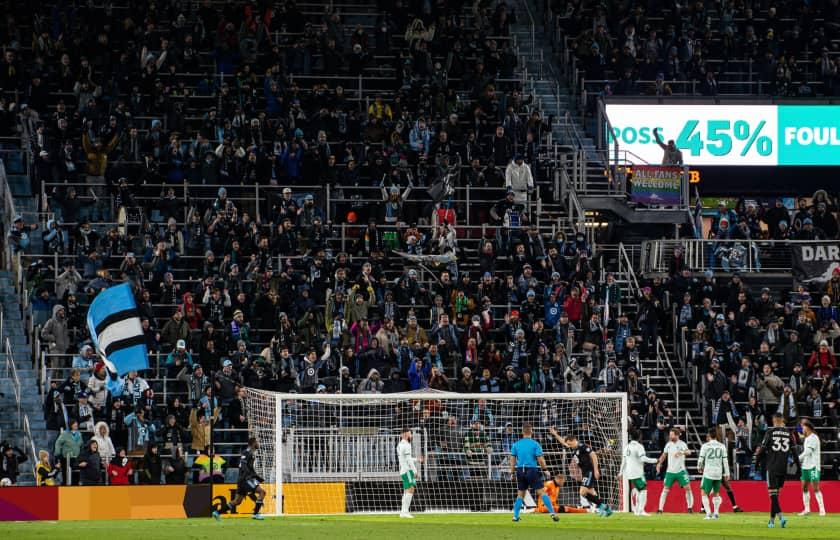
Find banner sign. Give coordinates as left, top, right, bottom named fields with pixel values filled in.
left=606, top=104, right=840, bottom=166
left=629, top=165, right=683, bottom=205
left=792, top=243, right=840, bottom=283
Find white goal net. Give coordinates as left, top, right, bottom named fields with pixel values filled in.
left=242, top=390, right=628, bottom=516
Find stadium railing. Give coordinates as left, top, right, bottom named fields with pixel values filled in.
left=640, top=238, right=824, bottom=275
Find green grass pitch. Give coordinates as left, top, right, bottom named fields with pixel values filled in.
left=5, top=513, right=840, bottom=539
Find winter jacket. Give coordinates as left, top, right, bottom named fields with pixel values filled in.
left=87, top=374, right=108, bottom=409
left=41, top=304, right=70, bottom=354
left=504, top=161, right=534, bottom=204
left=107, top=456, right=133, bottom=485
left=807, top=350, right=837, bottom=378
left=78, top=441, right=103, bottom=485
left=92, top=422, right=116, bottom=462
left=54, top=429, right=83, bottom=459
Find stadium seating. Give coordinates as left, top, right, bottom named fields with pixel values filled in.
left=0, top=0, right=835, bottom=494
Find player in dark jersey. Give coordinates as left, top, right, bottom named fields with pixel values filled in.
left=549, top=427, right=612, bottom=517
left=755, top=413, right=795, bottom=528
left=213, top=437, right=267, bottom=521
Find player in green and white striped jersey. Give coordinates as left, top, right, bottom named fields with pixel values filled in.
left=697, top=429, right=730, bottom=520
left=656, top=428, right=694, bottom=514
left=798, top=419, right=826, bottom=516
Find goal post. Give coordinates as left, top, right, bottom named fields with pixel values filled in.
left=243, top=390, right=629, bottom=516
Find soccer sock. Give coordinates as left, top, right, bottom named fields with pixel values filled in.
left=802, top=491, right=810, bottom=512
left=584, top=493, right=603, bottom=507
left=513, top=497, right=524, bottom=519
left=658, top=490, right=668, bottom=512
left=815, top=492, right=825, bottom=513
left=253, top=501, right=263, bottom=515
left=701, top=495, right=711, bottom=515
left=402, top=492, right=413, bottom=514
left=631, top=488, right=638, bottom=514
left=770, top=493, right=779, bottom=519
left=637, top=490, right=647, bottom=514
left=685, top=489, right=694, bottom=511
left=580, top=495, right=590, bottom=508
left=540, top=494, right=556, bottom=515
left=227, top=502, right=237, bottom=512
left=713, top=496, right=722, bottom=515
left=725, top=485, right=737, bottom=507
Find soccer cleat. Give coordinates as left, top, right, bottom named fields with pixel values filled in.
left=400, top=513, right=414, bottom=519
left=656, top=510, right=663, bottom=514
left=704, top=514, right=712, bottom=520
left=602, top=506, right=614, bottom=517
left=767, top=521, right=775, bottom=528
left=512, top=517, right=520, bottom=522
left=819, top=511, right=826, bottom=517
left=252, top=514, right=264, bottom=521
left=638, top=512, right=651, bottom=517
left=733, top=506, right=744, bottom=513
left=797, top=510, right=810, bottom=516
left=551, top=514, right=559, bottom=522
left=212, top=511, right=221, bottom=522
left=713, top=514, right=719, bottom=520
left=687, top=509, right=693, bottom=514
left=780, top=517, right=787, bottom=528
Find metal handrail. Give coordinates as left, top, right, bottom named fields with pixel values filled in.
left=618, top=242, right=640, bottom=299
left=4, top=338, right=22, bottom=429
left=655, top=336, right=680, bottom=420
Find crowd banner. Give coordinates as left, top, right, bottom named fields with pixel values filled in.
left=629, top=165, right=683, bottom=205
left=791, top=242, right=840, bottom=283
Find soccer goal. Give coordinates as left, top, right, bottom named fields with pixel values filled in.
left=242, top=390, right=629, bottom=516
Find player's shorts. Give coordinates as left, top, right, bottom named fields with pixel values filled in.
left=580, top=470, right=596, bottom=489
left=401, top=470, right=417, bottom=490
left=664, top=470, right=690, bottom=488
left=629, top=477, right=647, bottom=490
left=700, top=477, right=721, bottom=494
left=516, top=467, right=544, bottom=492
left=800, top=468, right=820, bottom=483
left=236, top=477, right=260, bottom=497
left=767, top=472, right=786, bottom=490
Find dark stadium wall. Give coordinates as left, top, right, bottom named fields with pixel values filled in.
left=645, top=481, right=840, bottom=513
left=696, top=166, right=837, bottom=195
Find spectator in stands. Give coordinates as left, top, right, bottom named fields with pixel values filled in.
left=91, top=421, right=116, bottom=465
left=0, top=443, right=28, bottom=485
left=35, top=450, right=60, bottom=487
left=40, top=304, right=69, bottom=356
left=77, top=440, right=103, bottom=485
left=54, top=420, right=82, bottom=470
left=107, top=448, right=133, bottom=486
left=504, top=154, right=533, bottom=205
left=808, top=340, right=837, bottom=378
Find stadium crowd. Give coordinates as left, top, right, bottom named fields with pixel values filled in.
left=0, top=0, right=836, bottom=490
left=557, top=0, right=840, bottom=98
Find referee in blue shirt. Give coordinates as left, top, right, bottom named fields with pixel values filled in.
left=509, top=423, right=558, bottom=522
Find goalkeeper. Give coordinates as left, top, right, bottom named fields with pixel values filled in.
left=509, top=423, right=559, bottom=522
left=536, top=473, right=589, bottom=514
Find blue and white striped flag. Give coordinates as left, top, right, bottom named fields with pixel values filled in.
left=86, top=283, right=148, bottom=376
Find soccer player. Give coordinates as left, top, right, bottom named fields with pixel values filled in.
left=509, top=423, right=559, bottom=523
left=213, top=437, right=266, bottom=521
left=656, top=428, right=694, bottom=514
left=397, top=427, right=424, bottom=518
left=698, top=429, right=729, bottom=520
left=549, top=426, right=613, bottom=517
left=620, top=430, right=658, bottom=516
left=537, top=473, right=589, bottom=514
left=798, top=419, right=826, bottom=516
left=755, top=413, right=794, bottom=528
